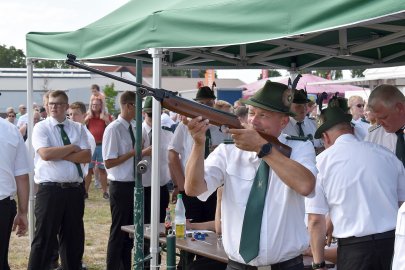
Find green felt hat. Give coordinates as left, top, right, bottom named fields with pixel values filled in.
left=194, top=86, right=216, bottom=100
left=315, top=107, right=352, bottom=139
left=293, top=89, right=310, bottom=104
left=242, top=81, right=294, bottom=116
left=143, top=96, right=152, bottom=112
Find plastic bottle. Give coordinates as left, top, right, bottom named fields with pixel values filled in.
left=175, top=194, right=186, bottom=238
left=164, top=207, right=172, bottom=235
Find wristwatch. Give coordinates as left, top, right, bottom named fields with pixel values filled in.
left=311, top=261, right=326, bottom=269
left=257, top=143, right=272, bottom=158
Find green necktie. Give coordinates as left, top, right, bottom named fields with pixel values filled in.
left=204, top=129, right=211, bottom=159
left=396, top=129, right=405, bottom=168
left=239, top=160, right=269, bottom=263
left=129, top=124, right=136, bottom=147
left=57, top=124, right=83, bottom=179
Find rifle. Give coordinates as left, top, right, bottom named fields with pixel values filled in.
left=65, top=54, right=292, bottom=157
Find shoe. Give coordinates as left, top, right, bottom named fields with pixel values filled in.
left=84, top=192, right=88, bottom=199
left=103, top=192, right=110, bottom=200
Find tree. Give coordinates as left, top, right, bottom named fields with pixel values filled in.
left=351, top=69, right=365, bottom=78
left=104, top=83, right=118, bottom=116
left=313, top=70, right=343, bottom=80
left=257, top=69, right=281, bottom=80
left=0, top=45, right=26, bottom=67
left=35, top=60, right=71, bottom=69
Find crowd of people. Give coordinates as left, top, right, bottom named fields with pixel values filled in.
left=1, top=81, right=404, bottom=270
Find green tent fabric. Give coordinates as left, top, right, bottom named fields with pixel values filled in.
left=26, top=0, right=405, bottom=70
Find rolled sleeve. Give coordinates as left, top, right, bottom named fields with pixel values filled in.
left=305, top=177, right=329, bottom=215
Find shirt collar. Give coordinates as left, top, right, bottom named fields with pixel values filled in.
left=117, top=115, right=131, bottom=129
left=49, top=117, right=69, bottom=127
left=334, top=133, right=357, bottom=144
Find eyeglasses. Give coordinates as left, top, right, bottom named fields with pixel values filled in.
left=48, top=102, right=66, bottom=107
left=355, top=104, right=365, bottom=108
left=8, top=115, right=16, bottom=118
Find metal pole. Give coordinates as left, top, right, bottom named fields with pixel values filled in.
left=133, top=60, right=145, bottom=270
left=26, top=58, right=35, bottom=243
left=148, top=48, right=163, bottom=269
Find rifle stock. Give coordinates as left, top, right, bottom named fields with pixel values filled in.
left=65, top=54, right=292, bottom=157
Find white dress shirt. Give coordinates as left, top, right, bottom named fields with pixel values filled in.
left=32, top=117, right=90, bottom=183
left=17, top=113, right=28, bottom=128
left=0, top=118, right=32, bottom=200
left=283, top=116, right=322, bottom=147
left=168, top=122, right=230, bottom=170
left=102, top=115, right=135, bottom=182
left=365, top=125, right=397, bottom=153
left=198, top=135, right=317, bottom=266
left=306, top=134, right=405, bottom=238
left=392, top=203, right=405, bottom=270
left=352, top=118, right=370, bottom=141
left=161, top=113, right=175, bottom=128
left=141, top=121, right=173, bottom=186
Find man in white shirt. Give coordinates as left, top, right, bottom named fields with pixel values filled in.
left=102, top=91, right=136, bottom=270
left=283, top=89, right=322, bottom=149
left=28, top=90, right=91, bottom=270
left=0, top=118, right=31, bottom=270
left=184, top=81, right=317, bottom=269
left=141, top=97, right=173, bottom=223
left=168, top=86, right=229, bottom=224
left=306, top=107, right=405, bottom=270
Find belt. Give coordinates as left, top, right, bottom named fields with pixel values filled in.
left=338, top=230, right=395, bottom=246
left=96, top=143, right=102, bottom=146
left=228, top=255, right=303, bottom=270
left=39, top=182, right=82, bottom=188
left=0, top=196, right=14, bottom=203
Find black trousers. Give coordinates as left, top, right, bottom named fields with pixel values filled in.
left=337, top=236, right=395, bottom=270
left=28, top=184, right=85, bottom=270
left=181, top=190, right=217, bottom=223
left=107, top=181, right=135, bottom=270
left=0, top=198, right=16, bottom=270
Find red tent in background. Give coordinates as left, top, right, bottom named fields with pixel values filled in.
left=241, top=74, right=367, bottom=98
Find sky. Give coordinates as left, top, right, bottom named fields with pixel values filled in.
left=0, top=0, right=265, bottom=84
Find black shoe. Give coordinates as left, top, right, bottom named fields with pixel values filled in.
left=103, top=192, right=110, bottom=200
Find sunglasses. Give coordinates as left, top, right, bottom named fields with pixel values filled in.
left=355, top=104, right=365, bottom=108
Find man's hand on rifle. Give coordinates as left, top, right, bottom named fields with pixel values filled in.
left=228, top=123, right=267, bottom=154
left=182, top=116, right=209, bottom=145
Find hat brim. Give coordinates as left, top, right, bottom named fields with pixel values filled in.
left=242, top=98, right=296, bottom=116
left=143, top=108, right=152, bottom=113
left=314, top=114, right=352, bottom=139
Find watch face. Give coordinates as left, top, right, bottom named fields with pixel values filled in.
left=262, top=143, right=271, bottom=153
left=259, top=143, right=272, bottom=158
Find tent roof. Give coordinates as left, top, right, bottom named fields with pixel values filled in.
left=26, top=0, right=405, bottom=70
left=241, top=74, right=367, bottom=97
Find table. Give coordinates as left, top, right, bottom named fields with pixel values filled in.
left=121, top=225, right=335, bottom=269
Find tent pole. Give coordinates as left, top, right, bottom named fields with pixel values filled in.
left=148, top=48, right=164, bottom=270
left=26, top=58, right=35, bottom=243
left=134, top=60, right=145, bottom=270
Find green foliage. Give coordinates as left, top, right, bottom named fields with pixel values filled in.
left=257, top=69, right=282, bottom=80
left=0, top=45, right=26, bottom=67
left=103, top=83, right=118, bottom=115
left=351, top=69, right=365, bottom=78
left=313, top=70, right=343, bottom=80
left=35, top=60, right=71, bottom=69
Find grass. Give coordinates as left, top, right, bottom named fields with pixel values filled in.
left=9, top=185, right=175, bottom=270
left=10, top=185, right=112, bottom=270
